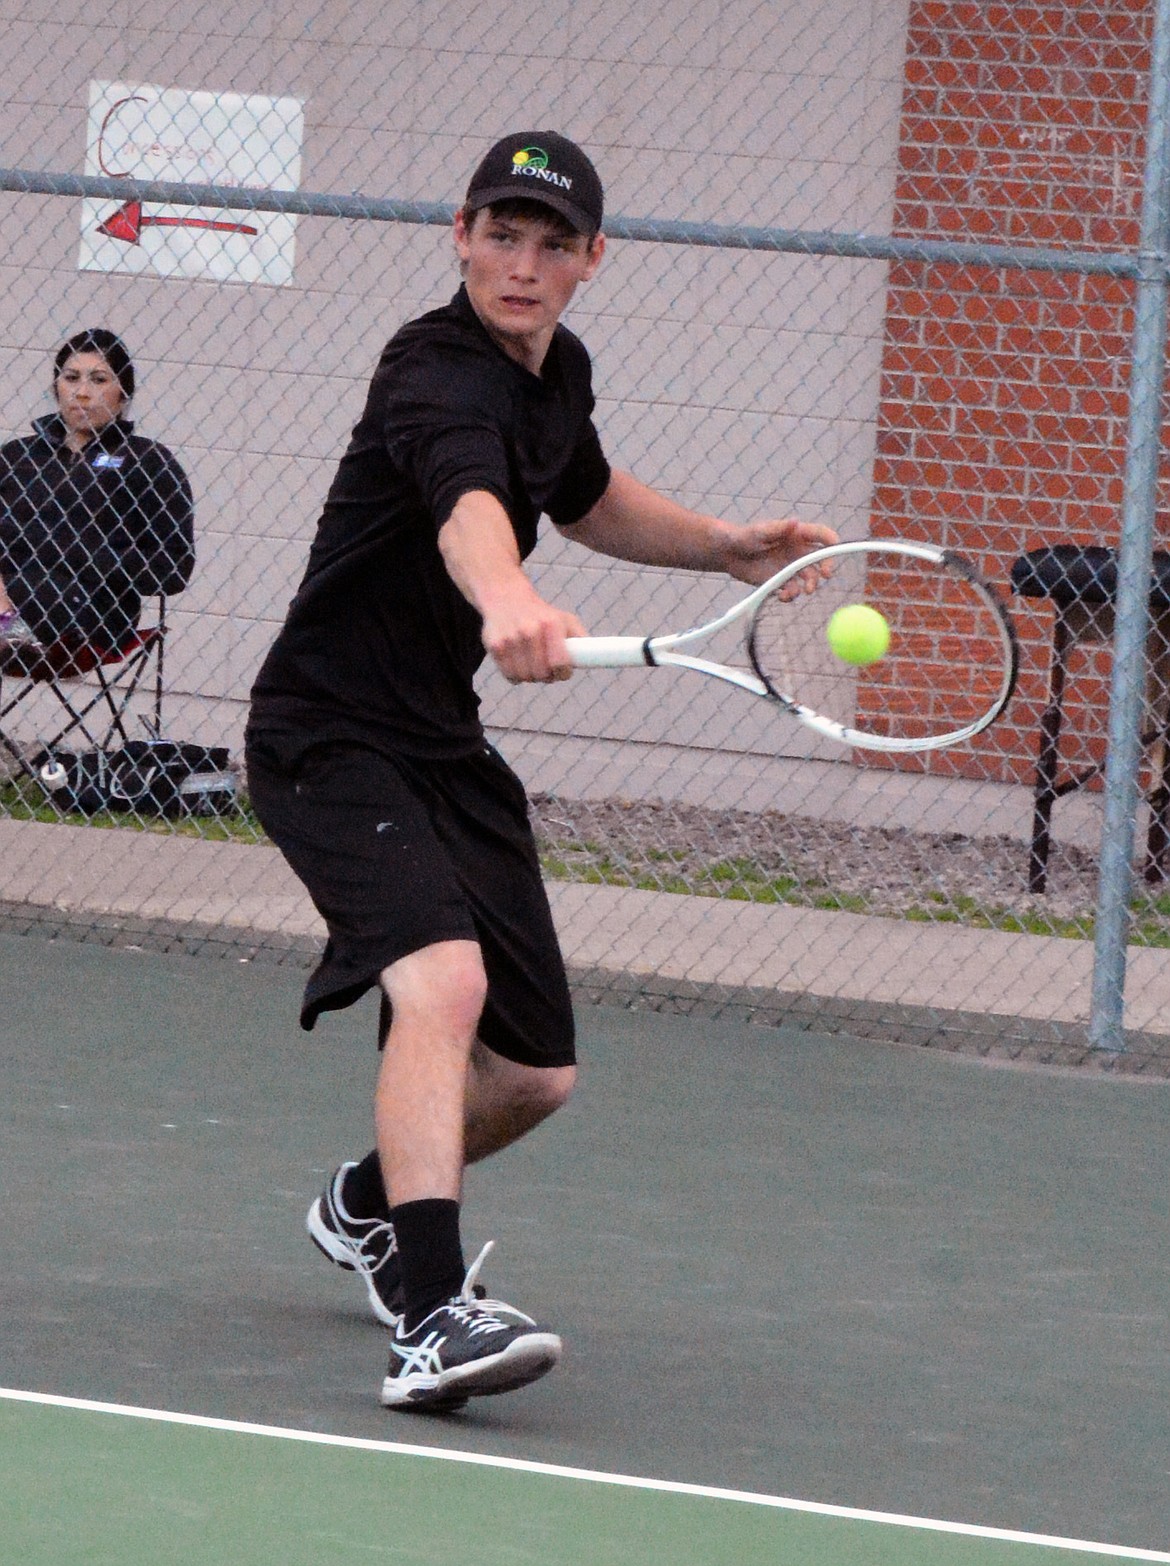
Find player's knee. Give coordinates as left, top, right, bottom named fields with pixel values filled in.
left=537, top=1063, right=576, bottom=1115
left=381, top=940, right=487, bottom=1040
left=470, top=1047, right=575, bottom=1121
left=508, top=1061, right=575, bottom=1123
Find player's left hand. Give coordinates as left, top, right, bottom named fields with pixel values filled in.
left=723, top=518, right=839, bottom=598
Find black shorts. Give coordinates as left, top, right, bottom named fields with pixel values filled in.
left=244, top=731, right=574, bottom=1068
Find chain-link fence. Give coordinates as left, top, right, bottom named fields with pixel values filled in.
left=2, top=0, right=1170, bottom=1068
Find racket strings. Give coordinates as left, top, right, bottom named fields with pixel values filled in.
left=748, top=549, right=1014, bottom=745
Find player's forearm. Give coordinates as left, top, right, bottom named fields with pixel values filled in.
left=438, top=489, right=584, bottom=682
left=438, top=490, right=540, bottom=617
left=567, top=469, right=738, bottom=571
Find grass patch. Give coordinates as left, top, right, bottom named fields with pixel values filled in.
left=534, top=833, right=1170, bottom=945
left=904, top=898, right=1096, bottom=940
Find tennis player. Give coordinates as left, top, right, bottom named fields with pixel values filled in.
left=245, top=129, right=836, bottom=1413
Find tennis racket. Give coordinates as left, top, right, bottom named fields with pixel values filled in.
left=566, top=539, right=1019, bottom=753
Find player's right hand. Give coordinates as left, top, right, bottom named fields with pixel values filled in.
left=482, top=596, right=587, bottom=684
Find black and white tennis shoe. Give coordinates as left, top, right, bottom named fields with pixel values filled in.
left=307, top=1162, right=404, bottom=1328
left=381, top=1242, right=561, bottom=1411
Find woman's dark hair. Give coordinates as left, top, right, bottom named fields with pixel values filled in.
left=53, top=328, right=135, bottom=402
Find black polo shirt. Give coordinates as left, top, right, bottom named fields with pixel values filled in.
left=249, top=285, right=611, bottom=758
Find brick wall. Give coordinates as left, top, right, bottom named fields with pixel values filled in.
left=871, top=1, right=1155, bottom=784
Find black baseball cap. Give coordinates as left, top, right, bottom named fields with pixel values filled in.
left=464, top=131, right=604, bottom=236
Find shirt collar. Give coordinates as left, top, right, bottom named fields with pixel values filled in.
left=451, top=283, right=562, bottom=386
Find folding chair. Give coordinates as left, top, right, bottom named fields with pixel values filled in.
left=1010, top=546, right=1170, bottom=893
left=0, top=595, right=167, bottom=782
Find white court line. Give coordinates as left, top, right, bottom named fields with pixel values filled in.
left=1, top=1386, right=1167, bottom=1563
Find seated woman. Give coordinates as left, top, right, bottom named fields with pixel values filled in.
left=0, top=327, right=194, bottom=652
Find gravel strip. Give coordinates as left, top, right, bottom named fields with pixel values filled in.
left=529, top=794, right=1170, bottom=934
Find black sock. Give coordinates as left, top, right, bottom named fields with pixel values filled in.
left=390, top=1198, right=465, bottom=1330
left=341, top=1151, right=391, bottom=1221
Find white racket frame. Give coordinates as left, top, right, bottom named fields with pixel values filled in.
left=566, top=539, right=1019, bottom=753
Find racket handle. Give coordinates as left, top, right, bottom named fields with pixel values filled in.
left=566, top=635, right=652, bottom=668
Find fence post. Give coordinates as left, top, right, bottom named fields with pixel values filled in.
left=1088, top=0, right=1170, bottom=1053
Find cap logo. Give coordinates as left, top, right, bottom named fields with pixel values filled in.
left=510, top=145, right=571, bottom=190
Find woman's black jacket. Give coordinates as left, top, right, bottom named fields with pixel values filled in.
left=0, top=413, right=195, bottom=648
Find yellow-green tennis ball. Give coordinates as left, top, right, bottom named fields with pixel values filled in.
left=826, top=603, right=890, bottom=666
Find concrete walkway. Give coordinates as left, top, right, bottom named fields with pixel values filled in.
left=4, top=817, right=1170, bottom=1061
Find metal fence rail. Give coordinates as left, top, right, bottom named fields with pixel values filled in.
left=0, top=166, right=1147, bottom=276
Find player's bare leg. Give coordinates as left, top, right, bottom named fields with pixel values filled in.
left=374, top=940, right=484, bottom=1203
left=367, top=941, right=560, bottom=1408
left=463, top=1043, right=575, bottom=1164
left=308, top=946, right=574, bottom=1357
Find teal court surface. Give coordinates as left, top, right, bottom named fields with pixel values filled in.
left=1, top=930, right=1167, bottom=1563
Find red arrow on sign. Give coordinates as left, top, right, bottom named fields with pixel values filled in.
left=97, top=200, right=259, bottom=245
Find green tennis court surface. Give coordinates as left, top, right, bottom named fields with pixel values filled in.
left=1, top=931, right=1168, bottom=1562
left=3, top=1394, right=1166, bottom=1565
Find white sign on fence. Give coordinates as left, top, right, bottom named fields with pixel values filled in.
left=78, top=81, right=304, bottom=287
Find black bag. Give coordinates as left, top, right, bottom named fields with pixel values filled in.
left=35, top=740, right=237, bottom=818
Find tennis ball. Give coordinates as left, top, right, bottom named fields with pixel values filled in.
left=826, top=603, right=890, bottom=666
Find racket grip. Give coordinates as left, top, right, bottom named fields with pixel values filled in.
left=566, top=635, right=652, bottom=668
